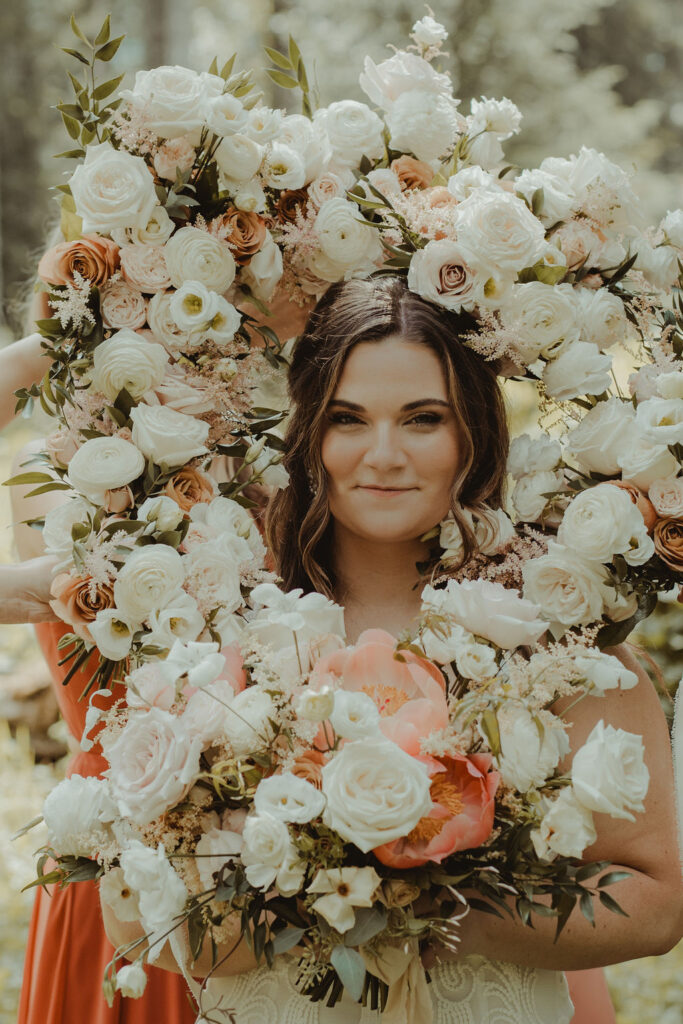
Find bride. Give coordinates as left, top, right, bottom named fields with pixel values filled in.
left=104, top=274, right=682, bottom=1022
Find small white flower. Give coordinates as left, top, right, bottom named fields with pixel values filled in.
left=240, top=812, right=292, bottom=889
left=89, top=609, right=137, bottom=661
left=308, top=866, right=381, bottom=933
left=254, top=772, right=326, bottom=823
left=574, top=650, right=639, bottom=695
left=115, top=962, right=148, bottom=998
left=100, top=866, right=141, bottom=922
left=262, top=142, right=306, bottom=190
left=296, top=686, right=335, bottom=722
left=329, top=689, right=381, bottom=739
left=137, top=495, right=184, bottom=533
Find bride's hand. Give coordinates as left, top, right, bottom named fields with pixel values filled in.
left=0, top=556, right=60, bottom=623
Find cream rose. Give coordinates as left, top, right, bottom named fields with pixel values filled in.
left=114, top=544, right=185, bottom=622
left=100, top=280, right=148, bottom=331
left=121, top=65, right=223, bottom=139
left=501, top=282, right=580, bottom=362
left=496, top=705, right=570, bottom=792
left=512, top=470, right=562, bottom=522
left=386, top=89, right=461, bottom=162
left=154, top=136, right=197, bottom=181
left=576, top=288, right=628, bottom=350
left=253, top=772, right=326, bottom=824
left=314, top=100, right=384, bottom=169
left=649, top=476, right=683, bottom=518
left=565, top=398, right=636, bottom=476
left=454, top=191, right=547, bottom=278
left=507, top=433, right=561, bottom=479
left=617, top=436, right=679, bottom=491
left=572, top=721, right=649, bottom=822
left=67, top=436, right=145, bottom=504
left=514, top=168, right=576, bottom=225
left=407, top=239, right=484, bottom=313
left=69, top=142, right=159, bottom=235
left=130, top=403, right=209, bottom=467
left=542, top=343, right=612, bottom=401
left=92, top=329, right=168, bottom=401
left=531, top=789, right=597, bottom=861
left=359, top=51, right=453, bottom=111
left=522, top=541, right=608, bottom=627
left=421, top=579, right=548, bottom=649
left=241, top=812, right=296, bottom=890
left=163, top=226, right=236, bottom=294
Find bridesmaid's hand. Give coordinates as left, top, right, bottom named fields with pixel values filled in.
left=0, top=556, right=60, bottom=623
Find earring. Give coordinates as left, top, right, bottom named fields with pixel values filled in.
left=306, top=468, right=317, bottom=493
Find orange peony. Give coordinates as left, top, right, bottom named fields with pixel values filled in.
left=38, top=234, right=120, bottom=288
left=373, top=752, right=499, bottom=868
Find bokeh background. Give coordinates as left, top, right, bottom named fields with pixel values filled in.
left=0, top=1, right=681, bottom=1021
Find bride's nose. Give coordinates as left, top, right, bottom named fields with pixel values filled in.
left=362, top=424, right=408, bottom=471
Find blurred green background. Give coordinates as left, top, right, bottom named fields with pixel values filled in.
left=0, top=1, right=681, bottom=1021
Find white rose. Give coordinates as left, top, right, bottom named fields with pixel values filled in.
left=469, top=96, right=522, bottom=141
left=531, top=789, right=597, bottom=861
left=633, top=241, right=680, bottom=291
left=512, top=470, right=563, bottom=521
left=205, top=92, right=248, bottom=137
left=254, top=772, right=326, bottom=823
left=314, top=198, right=382, bottom=272
left=661, top=208, right=683, bottom=249
left=278, top=114, right=329, bottom=183
left=454, top=192, right=547, bottom=278
left=321, top=738, right=432, bottom=852
left=359, top=51, right=453, bottom=111
left=507, top=434, right=561, bottom=479
left=195, top=827, right=243, bottom=892
left=182, top=538, right=246, bottom=617
left=43, top=497, right=92, bottom=561
left=138, top=495, right=185, bottom=532
left=496, top=704, right=570, bottom=792
left=89, top=609, right=136, bottom=661
left=575, top=288, right=628, bottom=350
left=130, top=403, right=209, bottom=466
left=649, top=476, right=683, bottom=518
left=262, top=142, right=306, bottom=190
left=422, top=579, right=548, bottom=649
left=635, top=397, right=683, bottom=446
left=296, top=686, right=336, bottom=723
left=473, top=506, right=517, bottom=555
left=464, top=132, right=505, bottom=170
left=657, top=370, right=683, bottom=400
left=574, top=650, right=638, bottom=695
left=67, top=436, right=145, bottom=504
left=99, top=866, right=141, bottom=922
left=386, top=89, right=461, bottom=162
left=407, top=239, right=485, bottom=313
left=455, top=639, right=498, bottom=681
left=153, top=137, right=196, bottom=183
left=617, top=436, right=679, bottom=491
left=215, top=133, right=264, bottom=181
left=558, top=484, right=649, bottom=563
left=565, top=398, right=636, bottom=476
left=572, top=721, right=649, bottom=822
left=92, top=329, right=168, bottom=401
left=566, top=146, right=642, bottom=231
left=241, top=812, right=292, bottom=888
left=146, top=592, right=205, bottom=649
left=514, top=168, right=576, bottom=225
left=522, top=541, right=609, bottom=627
left=329, top=690, right=381, bottom=740
left=314, top=101, right=384, bottom=169
left=121, top=65, right=223, bottom=138
left=99, top=280, right=148, bottom=331
left=147, top=290, right=201, bottom=354
left=43, top=775, right=116, bottom=857
left=103, top=707, right=201, bottom=824
left=411, top=15, right=448, bottom=48
left=246, top=106, right=283, bottom=144
left=115, top=963, right=147, bottom=999
left=542, top=342, right=612, bottom=401
left=500, top=283, right=579, bottom=362
left=164, top=226, right=236, bottom=293
left=69, top=143, right=159, bottom=234
left=119, top=243, right=172, bottom=293
left=114, top=545, right=185, bottom=622
left=447, top=165, right=502, bottom=201
left=223, top=688, right=276, bottom=757
left=241, top=232, right=283, bottom=303
left=119, top=840, right=188, bottom=957
left=308, top=170, right=354, bottom=208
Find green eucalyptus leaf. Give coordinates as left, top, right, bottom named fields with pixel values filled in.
left=94, top=14, right=111, bottom=46
left=93, top=75, right=124, bottom=101
left=343, top=907, right=387, bottom=946
left=267, top=69, right=299, bottom=89
left=330, top=946, right=366, bottom=1002
left=221, top=54, right=237, bottom=79
left=70, top=14, right=90, bottom=45
left=95, top=36, right=124, bottom=62
left=62, top=48, right=91, bottom=66
left=208, top=56, right=219, bottom=76
left=264, top=46, right=292, bottom=70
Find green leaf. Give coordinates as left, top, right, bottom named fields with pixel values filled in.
left=271, top=926, right=305, bottom=954
left=208, top=56, right=219, bottom=76
left=266, top=69, right=299, bottom=90
left=343, top=907, right=387, bottom=947
left=94, top=14, right=111, bottom=46
left=25, top=482, right=74, bottom=498
left=599, top=891, right=629, bottom=917
left=3, top=471, right=57, bottom=487
left=479, top=709, right=501, bottom=757
left=288, top=36, right=303, bottom=68
left=81, top=125, right=97, bottom=146
left=596, top=870, right=631, bottom=888
left=221, top=54, right=237, bottom=79
left=62, top=48, right=91, bottom=66
left=54, top=149, right=86, bottom=160
left=61, top=112, right=82, bottom=141
left=57, top=102, right=86, bottom=122
left=10, top=815, right=43, bottom=840
left=67, top=70, right=83, bottom=95
left=330, top=946, right=366, bottom=1002
left=579, top=891, right=595, bottom=926
left=93, top=74, right=124, bottom=101
left=531, top=187, right=544, bottom=216
left=95, top=36, right=124, bottom=62
left=264, top=46, right=292, bottom=70
left=296, top=59, right=309, bottom=92
left=575, top=861, right=609, bottom=883
left=70, top=14, right=90, bottom=45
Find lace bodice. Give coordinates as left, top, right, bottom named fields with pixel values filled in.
left=193, top=955, right=574, bottom=1024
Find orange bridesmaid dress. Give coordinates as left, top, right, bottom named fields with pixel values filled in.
left=18, top=622, right=196, bottom=1024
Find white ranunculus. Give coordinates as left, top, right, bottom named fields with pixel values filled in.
left=657, top=370, right=683, bottom=400
left=661, top=208, right=683, bottom=248
left=542, top=342, right=612, bottom=401
left=512, top=470, right=563, bottom=522
left=649, top=476, right=683, bottom=518
left=119, top=840, right=188, bottom=958
left=241, top=232, right=283, bottom=302
left=522, top=541, right=608, bottom=627
left=514, top=168, right=576, bottom=225
left=359, top=51, right=453, bottom=111
left=205, top=92, right=248, bottom=137
left=164, top=226, right=236, bottom=293
left=500, top=283, right=580, bottom=362
left=575, top=288, right=628, bottom=350
left=254, top=772, right=326, bottom=823
left=565, top=398, right=636, bottom=476
left=572, top=721, right=649, bottom=822
left=138, top=495, right=185, bottom=533
left=507, top=433, right=561, bottom=480
left=308, top=866, right=381, bottom=934
left=69, top=143, right=159, bottom=234
left=91, top=329, right=168, bottom=401
left=231, top=181, right=267, bottom=214
left=635, top=397, right=683, bottom=446
left=246, top=106, right=283, bottom=144
left=115, top=963, right=147, bottom=999
left=296, top=686, right=335, bottom=723
left=99, top=866, right=141, bottom=922
left=195, top=827, right=243, bottom=892
left=454, top=192, right=547, bottom=279
left=407, top=238, right=485, bottom=313
left=496, top=704, right=570, bottom=792
left=215, top=133, right=264, bottom=181
left=146, top=592, right=205, bottom=649
left=314, top=198, right=382, bottom=272
left=447, top=165, right=502, bottom=201
left=531, top=789, right=597, bottom=860
left=329, top=689, right=381, bottom=740
left=422, top=579, right=548, bottom=649
left=89, top=609, right=137, bottom=661
left=469, top=96, right=522, bottom=140
left=67, top=436, right=145, bottom=504
left=386, top=89, right=461, bottom=162
left=617, top=436, right=679, bottom=491
left=147, top=290, right=201, bottom=354
left=277, top=114, right=330, bottom=183
left=114, top=545, right=185, bottom=622
left=455, top=639, right=498, bottom=681
left=322, top=738, right=432, bottom=852
left=222, top=687, right=276, bottom=757
left=558, top=484, right=649, bottom=564
left=103, top=707, right=201, bottom=824
left=130, top=403, right=209, bottom=467
left=240, top=812, right=292, bottom=889
left=574, top=649, right=638, bottom=695
left=633, top=241, right=680, bottom=291
left=314, top=100, right=384, bottom=169
left=43, top=775, right=116, bottom=857
left=262, top=142, right=306, bottom=190
left=411, top=15, right=449, bottom=48
left=121, top=65, right=223, bottom=139
left=43, top=497, right=93, bottom=561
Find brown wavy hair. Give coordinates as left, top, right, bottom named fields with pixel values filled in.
left=266, top=275, right=509, bottom=597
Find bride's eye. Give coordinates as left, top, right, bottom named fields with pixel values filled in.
left=327, top=411, right=364, bottom=426
left=407, top=412, right=444, bottom=427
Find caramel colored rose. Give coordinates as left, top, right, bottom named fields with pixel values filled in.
left=38, top=235, right=120, bottom=288
left=378, top=878, right=422, bottom=908
left=290, top=749, right=326, bottom=789
left=275, top=188, right=309, bottom=224
left=211, top=208, right=267, bottom=266
left=164, top=466, right=215, bottom=512
left=390, top=155, right=434, bottom=191
left=654, top=518, right=683, bottom=572
left=50, top=573, right=115, bottom=641
left=608, top=480, right=657, bottom=533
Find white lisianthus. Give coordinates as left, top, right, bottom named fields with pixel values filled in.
left=67, top=436, right=145, bottom=504
left=411, top=16, right=449, bottom=49
left=295, top=686, right=335, bottom=723
left=89, top=609, right=137, bottom=661
left=454, top=192, right=547, bottom=279
left=314, top=198, right=382, bottom=273
left=542, top=342, right=612, bottom=401
left=121, top=65, right=223, bottom=138
left=130, top=403, right=209, bottom=467
left=507, top=433, right=561, bottom=480
left=114, top=545, right=185, bottom=622
left=447, top=165, right=502, bottom=201
left=565, top=398, right=636, bottom=476
left=496, top=704, right=570, bottom=792
left=115, top=963, right=147, bottom=999
left=43, top=496, right=93, bottom=561
left=386, top=89, right=461, bottom=162
left=248, top=583, right=346, bottom=653
left=138, top=495, right=185, bottom=533
left=262, top=142, right=306, bottom=190
left=240, top=812, right=294, bottom=889
left=321, top=738, right=432, bottom=852
left=420, top=621, right=471, bottom=665
left=91, top=329, right=168, bottom=401
left=574, top=649, right=638, bottom=695
left=558, top=484, right=650, bottom=564
left=146, top=593, right=205, bottom=649
left=514, top=168, right=576, bottom=225
left=147, top=290, right=201, bottom=354
left=522, top=541, right=608, bottom=627
left=422, top=579, right=548, bottom=649
left=407, top=239, right=485, bottom=313
left=635, top=397, right=683, bottom=446
left=169, top=281, right=241, bottom=342
left=575, top=288, right=628, bottom=350
left=195, top=827, right=243, bottom=892
left=499, top=283, right=580, bottom=362
left=205, top=92, right=248, bottom=137
left=455, top=639, right=498, bottom=681
left=99, top=866, right=141, bottom=922
left=512, top=470, right=563, bottom=522
left=103, top=707, right=201, bottom=824
left=246, top=105, right=283, bottom=144
left=314, top=100, right=384, bottom=169
left=649, top=476, right=683, bottom=518
left=572, top=721, right=649, bottom=821
left=531, top=789, right=597, bottom=861
left=69, top=143, right=159, bottom=234
left=164, top=226, right=236, bottom=293
left=633, top=241, right=680, bottom=291
left=469, top=96, right=522, bottom=140
left=617, top=436, right=679, bottom=491
left=359, top=51, right=453, bottom=111
left=241, top=232, right=283, bottom=302
left=215, top=133, right=264, bottom=181
left=308, top=866, right=381, bottom=933
left=119, top=841, right=188, bottom=959
left=329, top=689, right=381, bottom=740
left=233, top=181, right=268, bottom=212
left=43, top=775, right=116, bottom=857
left=222, top=688, right=276, bottom=757
left=253, top=772, right=326, bottom=823
left=661, top=208, right=683, bottom=248
left=277, top=114, right=329, bottom=183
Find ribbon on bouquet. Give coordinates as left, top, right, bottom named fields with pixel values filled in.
left=361, top=941, right=433, bottom=1024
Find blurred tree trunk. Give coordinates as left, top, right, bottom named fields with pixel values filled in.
left=144, top=0, right=169, bottom=67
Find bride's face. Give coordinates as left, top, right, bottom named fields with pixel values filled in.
left=321, top=336, right=461, bottom=545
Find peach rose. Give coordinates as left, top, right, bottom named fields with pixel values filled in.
left=38, top=235, right=119, bottom=288
left=100, top=280, right=148, bottom=330
left=390, top=155, right=434, bottom=191
left=164, top=466, right=216, bottom=512
left=210, top=208, right=267, bottom=266
left=428, top=186, right=458, bottom=210
left=373, top=752, right=499, bottom=868
left=608, top=479, right=657, bottom=532
left=119, top=244, right=171, bottom=293
left=291, top=749, right=326, bottom=789
left=50, top=572, right=115, bottom=642
left=45, top=429, right=79, bottom=468
left=654, top=518, right=683, bottom=571
left=310, top=628, right=448, bottom=756
left=103, top=486, right=135, bottom=514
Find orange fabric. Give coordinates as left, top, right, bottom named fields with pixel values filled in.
left=567, top=969, right=616, bottom=1024
left=18, top=621, right=196, bottom=1024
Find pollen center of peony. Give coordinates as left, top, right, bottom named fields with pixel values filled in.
left=360, top=683, right=411, bottom=717
left=404, top=776, right=464, bottom=845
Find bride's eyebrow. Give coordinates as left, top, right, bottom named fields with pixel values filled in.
left=328, top=398, right=450, bottom=411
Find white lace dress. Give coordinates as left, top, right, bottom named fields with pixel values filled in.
left=192, top=954, right=574, bottom=1023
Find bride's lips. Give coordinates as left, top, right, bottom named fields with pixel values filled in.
left=356, top=485, right=417, bottom=496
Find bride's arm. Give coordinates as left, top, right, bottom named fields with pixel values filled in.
left=437, top=644, right=683, bottom=970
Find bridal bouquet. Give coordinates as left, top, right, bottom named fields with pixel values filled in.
left=33, top=578, right=648, bottom=1011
